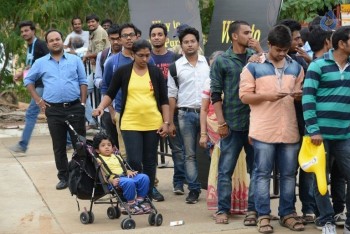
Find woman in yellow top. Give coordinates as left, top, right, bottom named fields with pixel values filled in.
left=93, top=39, right=169, bottom=199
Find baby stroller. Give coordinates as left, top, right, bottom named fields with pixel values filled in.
left=66, top=121, right=163, bottom=229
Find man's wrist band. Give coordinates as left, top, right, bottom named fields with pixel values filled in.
left=36, top=98, right=43, bottom=105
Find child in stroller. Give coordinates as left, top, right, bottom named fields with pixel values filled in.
left=93, top=132, right=152, bottom=215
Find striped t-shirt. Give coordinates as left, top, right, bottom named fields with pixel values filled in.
left=302, top=49, right=350, bottom=140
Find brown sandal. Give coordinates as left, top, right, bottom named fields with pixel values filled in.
left=244, top=211, right=257, bottom=226
left=257, top=216, right=274, bottom=233
left=215, top=212, right=229, bottom=224
left=279, top=213, right=305, bottom=231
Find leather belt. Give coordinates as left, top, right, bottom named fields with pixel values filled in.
left=46, top=99, right=80, bottom=108
left=178, top=107, right=201, bottom=113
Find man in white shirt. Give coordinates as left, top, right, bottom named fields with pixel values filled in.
left=168, top=27, right=210, bottom=204
left=64, top=17, right=89, bottom=54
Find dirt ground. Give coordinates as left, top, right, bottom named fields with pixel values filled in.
left=0, top=101, right=46, bottom=129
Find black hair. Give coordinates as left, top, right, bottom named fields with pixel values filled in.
left=149, top=23, right=168, bottom=37
left=308, top=26, right=333, bottom=52
left=268, top=25, right=292, bottom=48
left=178, top=27, right=199, bottom=44
left=19, top=20, right=36, bottom=31
left=118, top=23, right=137, bottom=36
left=101, top=19, right=113, bottom=26
left=45, top=29, right=63, bottom=42
left=228, top=21, right=250, bottom=41
left=93, top=132, right=112, bottom=150
left=71, top=16, right=82, bottom=25
left=131, top=39, right=152, bottom=53
left=107, top=24, right=120, bottom=36
left=309, top=16, right=322, bottom=31
left=86, top=14, right=99, bottom=23
left=300, top=27, right=310, bottom=44
left=332, top=26, right=350, bottom=50
left=278, top=19, right=301, bottom=33
left=135, top=27, right=142, bottom=36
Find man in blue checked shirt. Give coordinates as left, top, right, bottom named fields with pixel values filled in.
left=24, top=29, right=88, bottom=190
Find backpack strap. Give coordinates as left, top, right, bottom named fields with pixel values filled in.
left=97, top=154, right=127, bottom=179
left=169, top=62, right=179, bottom=89
left=100, top=48, right=110, bottom=74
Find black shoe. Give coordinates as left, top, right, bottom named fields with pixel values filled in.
left=152, top=187, right=165, bottom=202
left=56, top=180, right=68, bottom=190
left=173, top=185, right=185, bottom=195
left=186, top=190, right=200, bottom=204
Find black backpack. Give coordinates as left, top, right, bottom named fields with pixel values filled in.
left=68, top=141, right=104, bottom=200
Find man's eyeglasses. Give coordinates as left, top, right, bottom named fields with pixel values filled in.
left=120, top=32, right=136, bottom=38
left=135, top=53, right=151, bottom=59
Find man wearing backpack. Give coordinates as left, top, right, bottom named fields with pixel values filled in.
left=149, top=23, right=184, bottom=201
left=168, top=27, right=210, bottom=204
left=94, top=25, right=121, bottom=147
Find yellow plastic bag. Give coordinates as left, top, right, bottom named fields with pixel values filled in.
left=298, top=136, right=327, bottom=195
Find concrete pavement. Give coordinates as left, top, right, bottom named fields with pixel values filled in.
left=0, top=130, right=336, bottom=234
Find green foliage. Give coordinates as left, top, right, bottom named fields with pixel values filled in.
left=199, top=0, right=215, bottom=36
left=279, top=0, right=340, bottom=22
left=0, top=0, right=130, bottom=98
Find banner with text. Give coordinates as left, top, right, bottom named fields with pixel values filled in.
left=128, top=0, right=203, bottom=49
left=205, top=0, right=282, bottom=56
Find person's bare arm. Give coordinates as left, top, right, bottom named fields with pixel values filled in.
left=199, top=98, right=209, bottom=148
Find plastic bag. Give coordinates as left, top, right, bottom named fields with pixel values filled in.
left=298, top=136, right=327, bottom=195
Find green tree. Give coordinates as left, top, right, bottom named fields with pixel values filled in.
left=279, top=0, right=340, bottom=22
left=0, top=0, right=129, bottom=88
left=199, top=0, right=215, bottom=36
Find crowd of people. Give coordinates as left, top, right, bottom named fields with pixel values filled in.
left=8, top=13, right=350, bottom=234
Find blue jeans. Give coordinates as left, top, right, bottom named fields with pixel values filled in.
left=177, top=110, right=201, bottom=191
left=168, top=115, right=185, bottom=188
left=217, top=130, right=254, bottom=213
left=299, top=169, right=317, bottom=215
left=253, top=139, right=299, bottom=217
left=19, top=87, right=43, bottom=151
left=121, top=130, right=159, bottom=198
left=315, top=139, right=350, bottom=226
left=330, top=157, right=346, bottom=215
left=85, top=89, right=95, bottom=126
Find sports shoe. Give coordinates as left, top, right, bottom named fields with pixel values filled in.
left=152, top=187, right=165, bottom=202
left=127, top=203, right=144, bottom=215
left=9, top=144, right=26, bottom=155
left=138, top=200, right=152, bottom=213
left=321, top=222, right=337, bottom=234
left=344, top=225, right=350, bottom=234
left=334, top=212, right=346, bottom=226
left=186, top=190, right=200, bottom=204
left=173, top=185, right=185, bottom=195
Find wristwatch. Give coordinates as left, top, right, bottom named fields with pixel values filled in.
left=81, top=103, right=86, bottom=107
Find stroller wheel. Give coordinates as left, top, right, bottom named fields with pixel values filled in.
left=121, top=218, right=136, bottom=229
left=107, top=207, right=117, bottom=219
left=80, top=212, right=90, bottom=224
left=148, top=213, right=156, bottom=226
left=155, top=213, right=163, bottom=226
left=115, top=206, right=121, bottom=219
left=88, top=211, right=94, bottom=224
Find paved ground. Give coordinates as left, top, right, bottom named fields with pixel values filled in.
left=0, top=129, right=341, bottom=234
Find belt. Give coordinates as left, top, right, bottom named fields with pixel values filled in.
left=46, top=99, right=80, bottom=108
left=178, top=107, right=201, bottom=113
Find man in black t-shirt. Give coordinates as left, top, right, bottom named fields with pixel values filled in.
left=149, top=23, right=186, bottom=201
left=9, top=21, right=49, bottom=155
